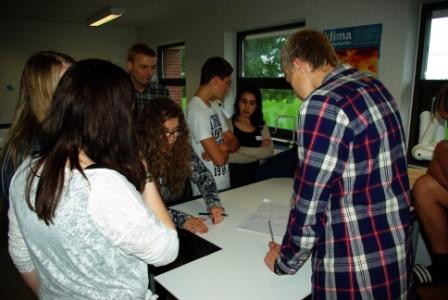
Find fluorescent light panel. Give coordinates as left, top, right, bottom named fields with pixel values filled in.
left=88, top=6, right=125, bottom=27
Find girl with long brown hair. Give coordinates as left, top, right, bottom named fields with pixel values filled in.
left=8, top=59, right=178, bottom=298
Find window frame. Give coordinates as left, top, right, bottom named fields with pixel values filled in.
left=236, top=22, right=305, bottom=141
left=157, top=42, right=186, bottom=88
left=407, top=1, right=448, bottom=166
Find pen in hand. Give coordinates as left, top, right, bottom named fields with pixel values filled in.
left=198, top=212, right=228, bottom=216
left=268, top=217, right=275, bottom=243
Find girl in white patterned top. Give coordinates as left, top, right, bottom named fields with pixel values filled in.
left=8, top=59, right=179, bottom=299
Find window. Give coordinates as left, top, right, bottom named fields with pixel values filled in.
left=157, top=43, right=187, bottom=111
left=237, top=23, right=305, bottom=141
left=422, top=8, right=448, bottom=80
left=408, top=1, right=448, bottom=166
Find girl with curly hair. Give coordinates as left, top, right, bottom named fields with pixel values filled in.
left=137, top=97, right=225, bottom=234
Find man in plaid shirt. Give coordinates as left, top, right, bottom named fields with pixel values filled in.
left=264, top=29, right=412, bottom=299
left=127, top=43, right=169, bottom=115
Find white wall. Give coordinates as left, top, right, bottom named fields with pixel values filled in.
left=0, top=19, right=138, bottom=127
left=138, top=0, right=305, bottom=115
left=138, top=0, right=425, bottom=139
left=0, top=0, right=436, bottom=142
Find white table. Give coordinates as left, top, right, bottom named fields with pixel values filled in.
left=155, top=178, right=312, bottom=300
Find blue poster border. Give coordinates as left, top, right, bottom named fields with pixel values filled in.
left=323, top=24, right=382, bottom=51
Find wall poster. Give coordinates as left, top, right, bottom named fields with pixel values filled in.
left=324, top=24, right=382, bottom=76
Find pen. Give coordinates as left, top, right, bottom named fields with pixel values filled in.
left=198, top=212, right=228, bottom=216
left=268, top=218, right=275, bottom=243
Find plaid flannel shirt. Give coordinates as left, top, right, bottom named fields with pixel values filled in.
left=134, top=81, right=169, bottom=113
left=277, top=64, right=412, bottom=299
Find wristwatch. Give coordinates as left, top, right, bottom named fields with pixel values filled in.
left=274, top=260, right=288, bottom=275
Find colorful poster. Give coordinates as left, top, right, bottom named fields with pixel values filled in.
left=324, top=24, right=382, bottom=76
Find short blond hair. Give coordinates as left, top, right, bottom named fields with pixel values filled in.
left=282, top=29, right=338, bottom=72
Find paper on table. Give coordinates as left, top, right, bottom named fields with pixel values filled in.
left=237, top=198, right=290, bottom=237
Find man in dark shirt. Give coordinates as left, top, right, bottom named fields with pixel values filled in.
left=127, top=43, right=169, bottom=115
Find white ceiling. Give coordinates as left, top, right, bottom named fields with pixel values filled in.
left=0, top=0, right=226, bottom=28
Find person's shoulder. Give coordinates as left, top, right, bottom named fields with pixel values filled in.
left=85, top=167, right=133, bottom=189
left=189, top=96, right=202, bottom=105
left=312, top=65, right=371, bottom=103
left=332, top=65, right=385, bottom=91
left=188, top=96, right=206, bottom=112
left=9, top=156, right=34, bottom=186
left=85, top=168, right=144, bottom=202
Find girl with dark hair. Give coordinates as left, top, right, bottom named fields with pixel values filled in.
left=8, top=59, right=178, bottom=299
left=137, top=98, right=225, bottom=234
left=228, top=86, right=274, bottom=187
left=1, top=51, right=75, bottom=206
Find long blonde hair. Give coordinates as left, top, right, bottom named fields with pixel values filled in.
left=1, top=51, right=74, bottom=169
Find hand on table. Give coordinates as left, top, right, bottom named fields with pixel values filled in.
left=209, top=206, right=225, bottom=224
left=183, top=216, right=208, bottom=234
left=264, top=241, right=280, bottom=273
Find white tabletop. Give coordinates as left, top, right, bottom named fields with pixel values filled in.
left=155, top=178, right=312, bottom=300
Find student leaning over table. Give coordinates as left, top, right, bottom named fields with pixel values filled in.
left=8, top=59, right=179, bottom=299
left=264, top=29, right=412, bottom=299
left=136, top=97, right=226, bottom=234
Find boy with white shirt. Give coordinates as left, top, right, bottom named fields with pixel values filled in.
left=187, top=57, right=239, bottom=192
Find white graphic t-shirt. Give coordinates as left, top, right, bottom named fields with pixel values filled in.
left=187, top=96, right=230, bottom=193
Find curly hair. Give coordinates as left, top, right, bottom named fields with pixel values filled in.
left=136, top=98, right=192, bottom=196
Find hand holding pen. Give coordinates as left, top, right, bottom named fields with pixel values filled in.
left=198, top=206, right=227, bottom=224
left=265, top=216, right=281, bottom=273
left=268, top=217, right=275, bottom=243
left=265, top=241, right=281, bottom=273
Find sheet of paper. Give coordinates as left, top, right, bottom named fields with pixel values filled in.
left=237, top=198, right=290, bottom=237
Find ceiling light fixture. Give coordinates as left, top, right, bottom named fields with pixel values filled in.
left=88, top=6, right=125, bottom=27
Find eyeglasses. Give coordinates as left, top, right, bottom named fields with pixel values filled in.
left=163, top=129, right=183, bottom=138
